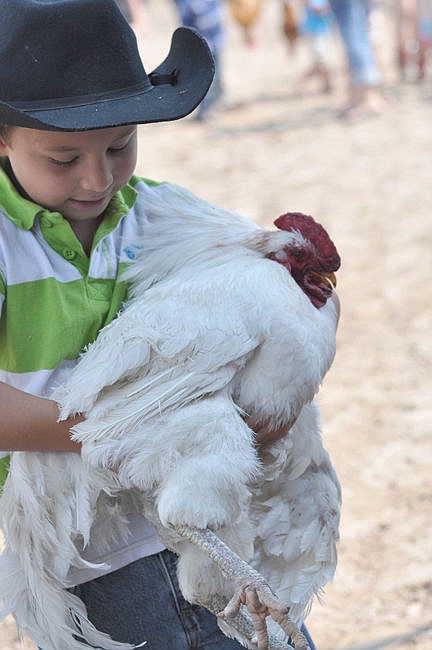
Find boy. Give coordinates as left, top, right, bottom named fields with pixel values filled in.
left=0, top=0, right=316, bottom=648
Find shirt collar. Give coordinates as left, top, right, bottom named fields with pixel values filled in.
left=0, top=158, right=41, bottom=230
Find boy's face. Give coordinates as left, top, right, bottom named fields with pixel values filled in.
left=0, top=125, right=138, bottom=222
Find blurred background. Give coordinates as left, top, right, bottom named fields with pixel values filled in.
left=1, top=1, right=431, bottom=648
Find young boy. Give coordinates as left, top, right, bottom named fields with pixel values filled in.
left=0, top=1, right=316, bottom=648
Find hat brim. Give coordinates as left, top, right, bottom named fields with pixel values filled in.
left=0, top=27, right=215, bottom=131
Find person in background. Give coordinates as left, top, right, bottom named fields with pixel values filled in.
left=115, top=0, right=148, bottom=34
left=173, top=0, right=226, bottom=120
left=298, top=0, right=334, bottom=94
left=115, top=0, right=133, bottom=21
left=397, top=0, right=432, bottom=79
left=329, top=0, right=387, bottom=119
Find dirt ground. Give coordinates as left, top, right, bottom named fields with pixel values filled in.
left=1, top=2, right=431, bottom=649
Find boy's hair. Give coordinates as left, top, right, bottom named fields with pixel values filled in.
left=0, top=126, right=10, bottom=141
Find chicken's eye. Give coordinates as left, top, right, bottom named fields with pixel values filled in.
left=293, top=250, right=305, bottom=262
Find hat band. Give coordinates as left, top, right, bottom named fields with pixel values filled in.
left=8, top=80, right=154, bottom=113
left=149, top=69, right=179, bottom=86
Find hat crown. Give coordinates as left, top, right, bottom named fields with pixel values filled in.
left=0, top=0, right=149, bottom=104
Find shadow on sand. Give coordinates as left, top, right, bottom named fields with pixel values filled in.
left=324, top=621, right=432, bottom=650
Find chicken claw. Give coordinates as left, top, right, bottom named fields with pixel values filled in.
left=174, top=524, right=310, bottom=650
left=221, top=578, right=308, bottom=650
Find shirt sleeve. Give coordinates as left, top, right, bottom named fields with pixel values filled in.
left=0, top=455, right=10, bottom=487
left=0, top=275, right=10, bottom=484
left=0, top=261, right=5, bottom=317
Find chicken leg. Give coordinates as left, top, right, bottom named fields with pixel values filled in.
left=174, top=524, right=310, bottom=650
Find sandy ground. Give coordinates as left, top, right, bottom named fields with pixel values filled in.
left=1, top=2, right=431, bottom=649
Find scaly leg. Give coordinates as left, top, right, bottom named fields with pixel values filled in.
left=174, top=524, right=310, bottom=650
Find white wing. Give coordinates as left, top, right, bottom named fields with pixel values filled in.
left=250, top=401, right=341, bottom=630
left=0, top=452, right=132, bottom=650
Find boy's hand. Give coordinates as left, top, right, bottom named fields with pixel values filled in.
left=245, top=415, right=297, bottom=449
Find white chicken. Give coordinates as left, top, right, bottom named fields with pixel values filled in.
left=0, top=181, right=341, bottom=650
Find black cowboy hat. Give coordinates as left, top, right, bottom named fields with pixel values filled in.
left=0, top=0, right=215, bottom=131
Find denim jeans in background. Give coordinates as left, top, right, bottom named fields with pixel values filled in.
left=329, top=0, right=381, bottom=86
left=39, top=549, right=317, bottom=649
left=173, top=0, right=225, bottom=119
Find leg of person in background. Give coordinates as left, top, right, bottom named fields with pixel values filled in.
left=196, top=49, right=224, bottom=120
left=329, top=0, right=387, bottom=118
left=417, top=0, right=432, bottom=79
left=129, top=0, right=148, bottom=35
left=114, top=0, right=133, bottom=22
left=173, top=0, right=226, bottom=121
left=114, top=0, right=147, bottom=34
left=299, top=2, right=334, bottom=94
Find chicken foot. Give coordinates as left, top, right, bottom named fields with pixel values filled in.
left=173, top=524, right=310, bottom=650
left=198, top=593, right=298, bottom=650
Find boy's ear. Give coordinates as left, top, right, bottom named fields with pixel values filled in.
left=0, top=137, right=9, bottom=156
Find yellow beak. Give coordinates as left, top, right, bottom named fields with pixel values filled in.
left=312, top=271, right=337, bottom=289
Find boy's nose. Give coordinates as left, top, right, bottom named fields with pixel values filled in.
left=81, top=159, right=113, bottom=193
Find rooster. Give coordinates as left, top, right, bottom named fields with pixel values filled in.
left=0, top=181, right=341, bottom=650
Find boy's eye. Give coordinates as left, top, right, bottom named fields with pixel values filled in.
left=108, top=141, right=130, bottom=154
left=49, top=157, right=77, bottom=166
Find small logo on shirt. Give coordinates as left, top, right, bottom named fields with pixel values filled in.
left=123, top=244, right=142, bottom=260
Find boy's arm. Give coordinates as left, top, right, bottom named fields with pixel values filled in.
left=0, top=381, right=82, bottom=452
left=0, top=380, right=285, bottom=454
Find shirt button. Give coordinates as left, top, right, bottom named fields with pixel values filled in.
left=40, top=217, right=53, bottom=228
left=63, top=248, right=77, bottom=260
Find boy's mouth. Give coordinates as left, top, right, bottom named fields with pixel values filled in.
left=69, top=196, right=109, bottom=208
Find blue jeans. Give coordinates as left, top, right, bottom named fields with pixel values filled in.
left=45, top=550, right=317, bottom=649
left=329, top=0, right=381, bottom=86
